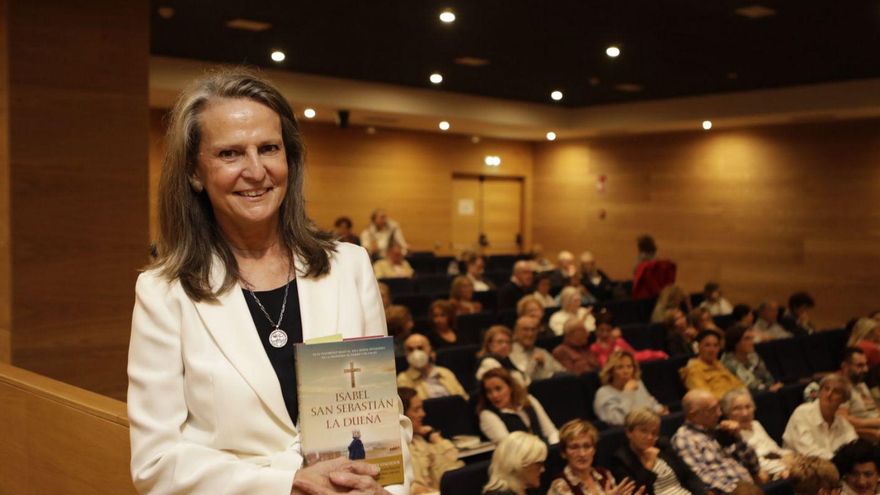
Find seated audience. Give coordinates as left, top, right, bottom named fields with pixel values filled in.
left=580, top=250, right=615, bottom=302
left=510, top=316, right=566, bottom=382
left=849, top=318, right=880, bottom=367
left=529, top=243, right=555, bottom=272
left=449, top=275, right=483, bottom=315
left=651, top=285, right=691, bottom=324
left=836, top=348, right=880, bottom=442
left=482, top=431, right=548, bottom=495
left=553, top=316, right=601, bottom=375
left=680, top=330, right=745, bottom=400
left=789, top=456, right=842, bottom=495
left=699, top=282, right=733, bottom=316
left=721, top=389, right=792, bottom=478
left=611, top=408, right=708, bottom=494
left=373, top=242, right=414, bottom=279
left=548, top=419, right=640, bottom=495
left=555, top=273, right=597, bottom=307
left=498, top=260, right=535, bottom=310
left=477, top=368, right=559, bottom=445
left=465, top=253, right=495, bottom=292
left=594, top=351, right=668, bottom=426
left=753, top=300, right=793, bottom=342
left=532, top=272, right=557, bottom=308
left=476, top=325, right=529, bottom=386
left=672, top=389, right=763, bottom=494
left=361, top=208, right=407, bottom=258
left=398, top=387, right=464, bottom=494
left=688, top=307, right=722, bottom=335
left=832, top=439, right=879, bottom=495
left=731, top=304, right=754, bottom=327
left=591, top=311, right=668, bottom=366
left=549, top=250, right=579, bottom=289
left=426, top=299, right=460, bottom=349
left=665, top=309, right=698, bottom=357
left=385, top=304, right=414, bottom=357
left=378, top=281, right=392, bottom=309
left=780, top=291, right=817, bottom=337
left=549, top=286, right=596, bottom=336
left=516, top=294, right=555, bottom=339
left=720, top=324, right=781, bottom=393
left=397, top=334, right=468, bottom=399
left=333, top=216, right=360, bottom=245
left=784, top=374, right=858, bottom=459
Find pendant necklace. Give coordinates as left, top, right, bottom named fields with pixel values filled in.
left=244, top=265, right=292, bottom=349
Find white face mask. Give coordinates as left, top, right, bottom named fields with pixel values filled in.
left=407, top=349, right=429, bottom=369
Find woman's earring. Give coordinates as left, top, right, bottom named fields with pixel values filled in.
left=190, top=178, right=204, bottom=192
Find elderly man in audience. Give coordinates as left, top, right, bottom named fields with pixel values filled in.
left=680, top=330, right=745, bottom=400
left=553, top=316, right=601, bottom=375
left=465, top=253, right=495, bottom=292
left=372, top=242, right=414, bottom=279
left=672, top=389, right=764, bottom=494
left=784, top=374, right=858, bottom=459
left=510, top=315, right=566, bottom=382
left=498, top=260, right=535, bottom=310
left=832, top=439, right=880, bottom=495
left=699, top=282, right=734, bottom=316
left=720, top=324, right=782, bottom=393
left=780, top=291, right=817, bottom=336
left=753, top=300, right=793, bottom=342
left=397, top=333, right=468, bottom=400
left=721, top=389, right=793, bottom=479
left=550, top=286, right=596, bottom=336
left=790, top=457, right=842, bottom=495
left=361, top=208, right=407, bottom=258
left=549, top=250, right=579, bottom=289
left=579, top=251, right=615, bottom=302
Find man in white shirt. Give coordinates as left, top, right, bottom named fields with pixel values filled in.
left=361, top=209, right=408, bottom=258
left=510, top=316, right=566, bottom=381
left=753, top=300, right=793, bottom=342
left=784, top=373, right=858, bottom=459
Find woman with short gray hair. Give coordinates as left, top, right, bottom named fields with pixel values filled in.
left=721, top=389, right=793, bottom=479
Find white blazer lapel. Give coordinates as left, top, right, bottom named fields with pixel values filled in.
left=294, top=253, right=339, bottom=342
left=193, top=260, right=294, bottom=431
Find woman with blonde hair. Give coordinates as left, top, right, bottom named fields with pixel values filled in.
left=549, top=286, right=596, bottom=336
left=476, top=325, right=529, bottom=386
left=477, top=368, right=559, bottom=444
left=548, top=419, right=642, bottom=494
left=849, top=317, right=880, bottom=367
left=651, top=285, right=691, bottom=324
left=482, top=431, right=548, bottom=495
left=594, top=351, right=668, bottom=426
left=517, top=294, right=554, bottom=338
left=449, top=275, right=483, bottom=315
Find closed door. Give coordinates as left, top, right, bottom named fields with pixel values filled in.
left=451, top=176, right=523, bottom=255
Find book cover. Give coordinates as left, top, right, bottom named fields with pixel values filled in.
left=295, top=336, right=404, bottom=486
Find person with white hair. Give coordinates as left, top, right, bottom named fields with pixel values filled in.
left=361, top=208, right=408, bottom=259
left=783, top=374, right=857, bottom=459
left=482, top=431, right=548, bottom=495
left=498, top=260, right=535, bottom=310
left=549, top=250, right=579, bottom=289
left=549, top=286, right=596, bottom=336
left=580, top=251, right=615, bottom=301
left=721, top=389, right=792, bottom=479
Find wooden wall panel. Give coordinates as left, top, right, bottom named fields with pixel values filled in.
left=533, top=118, right=880, bottom=327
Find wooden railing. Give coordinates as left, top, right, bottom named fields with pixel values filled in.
left=0, top=363, right=136, bottom=494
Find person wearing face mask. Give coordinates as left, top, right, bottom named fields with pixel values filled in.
left=397, top=334, right=467, bottom=400
left=398, top=387, right=464, bottom=495
left=832, top=439, right=880, bottom=495
left=510, top=315, right=566, bottom=382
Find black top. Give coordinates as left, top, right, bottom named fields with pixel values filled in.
left=610, top=437, right=708, bottom=495
left=242, top=280, right=304, bottom=425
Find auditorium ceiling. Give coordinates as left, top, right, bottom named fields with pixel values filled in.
left=151, top=0, right=880, bottom=108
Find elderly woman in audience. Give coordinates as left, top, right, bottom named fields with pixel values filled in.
left=449, top=275, right=483, bottom=315
left=510, top=315, right=567, bottom=382
left=517, top=294, right=555, bottom=338
left=397, top=334, right=468, bottom=399
left=482, top=431, right=548, bottom=495
left=398, top=387, right=464, bottom=494
left=699, top=282, right=733, bottom=316
left=665, top=309, right=698, bottom=356
left=477, top=325, right=529, bottom=386
left=721, top=389, right=793, bottom=479
left=832, top=439, right=880, bottom=495
left=687, top=308, right=722, bottom=335
left=477, top=368, right=559, bottom=445
left=680, top=330, right=745, bottom=400
left=651, top=286, right=691, bottom=324
left=466, top=253, right=495, bottom=292
left=611, top=408, right=707, bottom=494
left=532, top=272, right=557, bottom=308
left=753, top=300, right=792, bottom=342
left=594, top=351, right=668, bottom=426
left=372, top=241, right=414, bottom=279
left=426, top=299, right=459, bottom=349
left=548, top=419, right=642, bottom=495
left=720, top=324, right=782, bottom=393
left=784, top=373, right=858, bottom=460
left=849, top=317, right=880, bottom=367
left=580, top=251, right=615, bottom=302
left=550, top=286, right=596, bottom=336
left=553, top=316, right=601, bottom=375
left=591, top=311, right=668, bottom=366
left=385, top=304, right=414, bottom=357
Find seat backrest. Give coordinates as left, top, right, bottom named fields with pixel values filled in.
left=595, top=427, right=627, bottom=469
left=415, top=274, right=453, bottom=295
left=455, top=311, right=497, bottom=345
left=473, top=290, right=498, bottom=311
left=423, top=395, right=480, bottom=438
left=528, top=374, right=587, bottom=427
left=641, top=355, right=689, bottom=407
left=394, top=293, right=432, bottom=318
left=435, top=345, right=480, bottom=392
left=753, top=390, right=787, bottom=443
left=379, top=277, right=416, bottom=295
left=439, top=460, right=489, bottom=495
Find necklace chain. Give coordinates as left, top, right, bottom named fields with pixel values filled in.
left=243, top=264, right=292, bottom=330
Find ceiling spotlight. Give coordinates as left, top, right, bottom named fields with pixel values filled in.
left=550, top=90, right=563, bottom=101
left=303, top=108, right=316, bottom=119
left=439, top=121, right=450, bottom=131
left=484, top=155, right=501, bottom=167
left=157, top=6, right=175, bottom=19
left=270, top=50, right=286, bottom=62
left=439, top=10, right=456, bottom=23
left=430, top=73, right=443, bottom=84
left=546, top=132, right=557, bottom=141
left=702, top=120, right=713, bottom=130
left=606, top=46, right=621, bottom=58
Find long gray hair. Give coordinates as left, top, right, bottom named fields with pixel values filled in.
left=154, top=67, right=335, bottom=301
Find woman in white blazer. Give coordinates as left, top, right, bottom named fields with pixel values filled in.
left=128, top=69, right=411, bottom=495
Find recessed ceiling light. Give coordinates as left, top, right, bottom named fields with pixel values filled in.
left=157, top=6, right=175, bottom=19
left=303, top=108, right=316, bottom=119
left=735, top=5, right=776, bottom=19
left=430, top=73, right=443, bottom=84
left=439, top=121, right=450, bottom=131
left=439, top=10, right=456, bottom=23
left=606, top=46, right=621, bottom=58
left=546, top=132, right=557, bottom=141
left=226, top=18, right=272, bottom=31
left=484, top=155, right=501, bottom=167
left=454, top=56, right=490, bottom=67
left=702, top=120, right=713, bottom=130
left=550, top=90, right=563, bottom=101
left=614, top=83, right=644, bottom=93
left=270, top=50, right=286, bottom=62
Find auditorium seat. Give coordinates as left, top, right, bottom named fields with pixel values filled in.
left=435, top=344, right=480, bottom=392
left=439, top=460, right=489, bottom=495
left=688, top=292, right=705, bottom=308
left=599, top=297, right=657, bottom=326
left=415, top=274, right=453, bottom=295
left=535, top=335, right=564, bottom=353
left=497, top=308, right=517, bottom=328
left=579, top=372, right=603, bottom=422
left=660, top=411, right=685, bottom=437
left=620, top=323, right=665, bottom=351
left=379, top=277, right=415, bottom=295
left=486, top=254, right=521, bottom=273
left=803, top=328, right=849, bottom=373
left=394, top=293, right=432, bottom=317
left=756, top=338, right=810, bottom=382
left=640, top=355, right=690, bottom=409
left=473, top=290, right=498, bottom=312
left=456, top=311, right=496, bottom=345
left=713, top=313, right=737, bottom=330
left=779, top=382, right=807, bottom=420
left=762, top=479, right=794, bottom=495
left=528, top=375, right=588, bottom=427
left=595, top=427, right=626, bottom=469
left=395, top=355, right=407, bottom=374
left=407, top=255, right=437, bottom=275
left=423, top=395, right=481, bottom=438
left=753, top=390, right=787, bottom=443
left=487, top=271, right=510, bottom=288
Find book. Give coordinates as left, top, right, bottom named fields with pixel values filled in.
left=295, top=335, right=404, bottom=486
